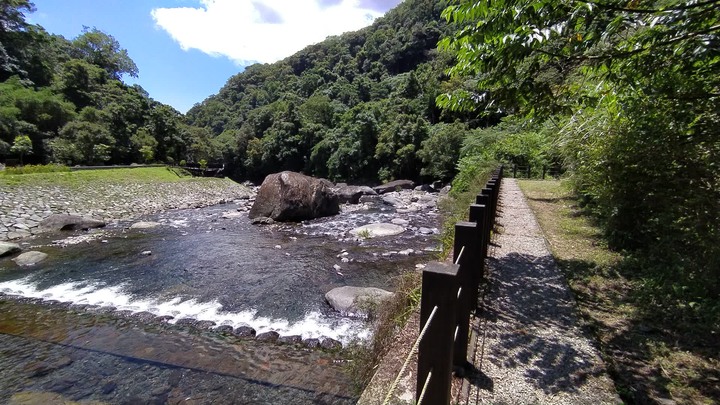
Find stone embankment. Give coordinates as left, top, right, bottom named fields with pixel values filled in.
left=0, top=178, right=254, bottom=241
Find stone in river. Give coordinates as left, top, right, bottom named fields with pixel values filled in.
left=334, top=185, right=377, bottom=204
left=303, top=338, right=321, bottom=349
left=249, top=171, right=339, bottom=222
left=349, top=223, right=405, bottom=238
left=39, top=214, right=105, bottom=231
left=0, top=241, right=21, bottom=257
left=277, top=335, right=303, bottom=345
left=215, top=325, right=234, bottom=334
left=233, top=326, right=257, bottom=338
left=320, top=337, right=342, bottom=350
left=373, top=179, right=415, bottom=194
left=325, top=286, right=394, bottom=316
left=256, top=331, right=280, bottom=342
left=12, top=251, right=48, bottom=266
left=129, top=221, right=161, bottom=229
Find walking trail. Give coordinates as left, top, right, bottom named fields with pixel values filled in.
left=457, top=178, right=620, bottom=404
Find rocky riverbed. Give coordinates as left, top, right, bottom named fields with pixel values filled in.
left=0, top=178, right=254, bottom=241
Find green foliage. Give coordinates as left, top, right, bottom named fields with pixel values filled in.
left=438, top=0, right=720, bottom=298
left=418, top=122, right=466, bottom=181
left=0, top=3, right=204, bottom=167
left=71, top=27, right=138, bottom=80
left=9, top=134, right=31, bottom=163
left=0, top=163, right=69, bottom=175
left=185, top=0, right=479, bottom=183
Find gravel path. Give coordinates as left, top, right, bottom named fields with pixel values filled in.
left=459, top=178, right=620, bottom=404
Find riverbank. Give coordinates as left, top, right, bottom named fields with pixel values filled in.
left=0, top=167, right=254, bottom=241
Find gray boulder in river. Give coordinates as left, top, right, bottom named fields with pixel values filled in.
left=39, top=214, right=105, bottom=231
left=248, top=171, right=339, bottom=222
left=334, top=185, right=377, bottom=204
left=373, top=179, right=415, bottom=194
left=325, top=286, right=394, bottom=316
left=0, top=242, right=21, bottom=257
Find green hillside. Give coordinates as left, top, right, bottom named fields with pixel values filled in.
left=185, top=0, right=489, bottom=183
left=0, top=1, right=210, bottom=167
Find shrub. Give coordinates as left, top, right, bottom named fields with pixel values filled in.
left=1, top=164, right=71, bottom=175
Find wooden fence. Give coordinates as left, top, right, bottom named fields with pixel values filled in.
left=414, top=166, right=503, bottom=404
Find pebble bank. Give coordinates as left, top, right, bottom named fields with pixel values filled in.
left=0, top=178, right=254, bottom=241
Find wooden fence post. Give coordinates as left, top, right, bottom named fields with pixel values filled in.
left=512, top=164, right=517, bottom=178
left=417, top=262, right=459, bottom=405
left=474, top=194, right=492, bottom=260
left=453, top=222, right=478, bottom=368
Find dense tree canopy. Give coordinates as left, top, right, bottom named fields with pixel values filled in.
left=186, top=0, right=487, bottom=183
left=438, top=0, right=720, bottom=298
left=0, top=1, right=198, bottom=166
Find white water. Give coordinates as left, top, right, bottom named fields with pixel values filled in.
left=0, top=277, right=370, bottom=344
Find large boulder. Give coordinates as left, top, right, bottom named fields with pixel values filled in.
left=248, top=171, right=339, bottom=222
left=373, top=179, right=415, bottom=194
left=325, top=286, right=394, bottom=316
left=39, top=214, right=105, bottom=232
left=0, top=242, right=21, bottom=257
left=334, top=185, right=377, bottom=204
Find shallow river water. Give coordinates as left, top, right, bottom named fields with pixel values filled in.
left=0, top=198, right=441, bottom=403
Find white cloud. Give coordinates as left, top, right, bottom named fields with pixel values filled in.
left=151, top=0, right=391, bottom=65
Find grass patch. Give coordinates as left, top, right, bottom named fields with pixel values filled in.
left=0, top=166, right=192, bottom=188
left=518, top=179, right=720, bottom=405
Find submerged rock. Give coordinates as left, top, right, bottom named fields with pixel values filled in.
left=325, top=286, right=394, bottom=316
left=249, top=171, right=339, bottom=222
left=129, top=221, right=161, bottom=229
left=12, top=251, right=48, bottom=266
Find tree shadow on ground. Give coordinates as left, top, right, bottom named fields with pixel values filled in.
left=472, top=252, right=615, bottom=397
left=552, top=257, right=720, bottom=404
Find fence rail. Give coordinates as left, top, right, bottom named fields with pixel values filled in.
left=413, top=165, right=503, bottom=404
left=510, top=164, right=563, bottom=179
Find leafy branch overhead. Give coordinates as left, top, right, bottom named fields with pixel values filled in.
left=437, top=0, right=720, bottom=116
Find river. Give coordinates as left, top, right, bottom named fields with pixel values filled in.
left=0, top=194, right=441, bottom=403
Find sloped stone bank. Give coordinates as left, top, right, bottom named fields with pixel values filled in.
left=0, top=178, right=254, bottom=241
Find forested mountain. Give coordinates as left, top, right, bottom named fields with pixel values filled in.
left=0, top=1, right=212, bottom=166
left=186, top=0, right=486, bottom=183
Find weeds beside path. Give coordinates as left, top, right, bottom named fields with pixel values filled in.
left=519, top=180, right=720, bottom=405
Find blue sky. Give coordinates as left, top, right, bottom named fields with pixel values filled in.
left=28, top=0, right=403, bottom=113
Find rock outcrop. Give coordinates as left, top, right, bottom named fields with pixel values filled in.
left=39, top=214, right=105, bottom=232
left=248, top=171, right=339, bottom=222
left=325, top=286, right=394, bottom=316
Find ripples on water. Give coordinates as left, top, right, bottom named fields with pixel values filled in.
left=0, top=200, right=440, bottom=403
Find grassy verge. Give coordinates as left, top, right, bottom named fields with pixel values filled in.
left=0, top=166, right=192, bottom=187
left=518, top=179, right=720, bottom=405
